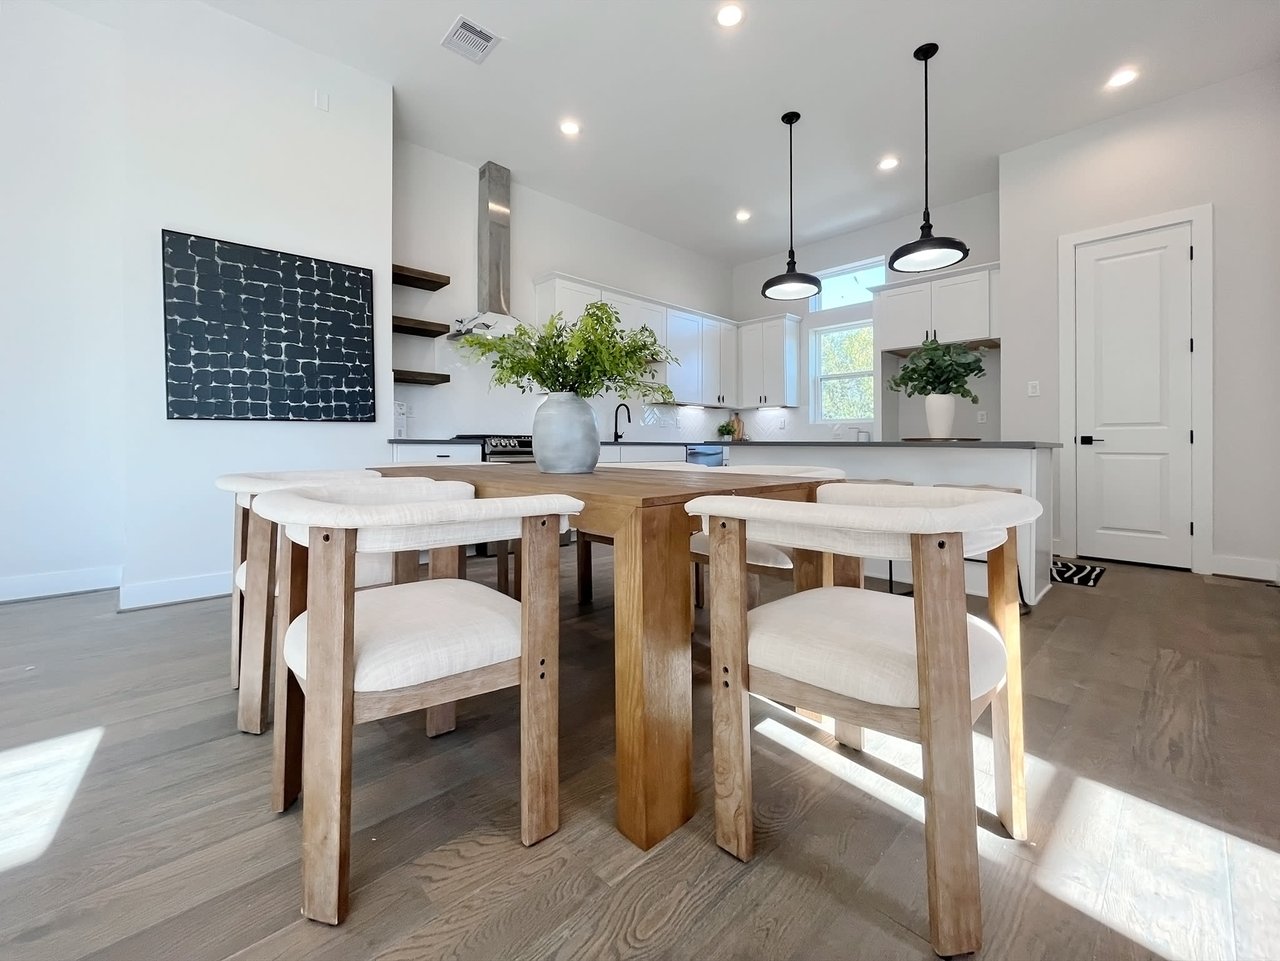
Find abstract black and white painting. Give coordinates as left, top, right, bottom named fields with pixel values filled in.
left=162, top=230, right=375, bottom=421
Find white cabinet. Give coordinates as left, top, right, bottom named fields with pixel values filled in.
left=874, top=284, right=933, bottom=352
left=738, top=315, right=799, bottom=408
left=619, top=444, right=686, bottom=463
left=535, top=277, right=600, bottom=326
left=665, top=309, right=703, bottom=405
left=391, top=443, right=483, bottom=464
left=872, top=265, right=998, bottom=352
left=700, top=319, right=737, bottom=406
left=931, top=270, right=990, bottom=344
left=610, top=293, right=667, bottom=387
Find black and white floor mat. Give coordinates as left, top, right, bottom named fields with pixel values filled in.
left=1051, top=559, right=1106, bottom=587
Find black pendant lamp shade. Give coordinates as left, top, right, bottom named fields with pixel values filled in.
left=762, top=112, right=822, bottom=301
left=889, top=43, right=970, bottom=274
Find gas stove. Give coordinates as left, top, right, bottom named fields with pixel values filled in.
left=453, top=434, right=535, bottom=463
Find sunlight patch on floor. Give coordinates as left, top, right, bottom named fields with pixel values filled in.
left=0, top=727, right=103, bottom=874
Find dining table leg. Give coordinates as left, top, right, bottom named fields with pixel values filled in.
left=611, top=504, right=695, bottom=849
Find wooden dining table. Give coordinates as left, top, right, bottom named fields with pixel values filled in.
left=373, top=462, right=832, bottom=850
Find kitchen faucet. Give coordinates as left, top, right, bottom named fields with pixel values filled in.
left=613, top=402, right=631, bottom=443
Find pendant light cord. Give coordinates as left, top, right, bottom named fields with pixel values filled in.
left=787, top=119, right=796, bottom=265
left=922, top=53, right=931, bottom=226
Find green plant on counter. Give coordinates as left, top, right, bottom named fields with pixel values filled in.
left=716, top=420, right=736, bottom=438
left=460, top=301, right=677, bottom=402
left=886, top=337, right=986, bottom=403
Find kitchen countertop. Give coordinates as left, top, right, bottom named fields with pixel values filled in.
left=388, top=438, right=1061, bottom=449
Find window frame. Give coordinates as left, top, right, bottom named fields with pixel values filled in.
left=810, top=319, right=875, bottom=425
left=807, top=256, right=886, bottom=314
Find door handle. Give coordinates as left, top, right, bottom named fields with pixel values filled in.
left=1079, top=435, right=1104, bottom=445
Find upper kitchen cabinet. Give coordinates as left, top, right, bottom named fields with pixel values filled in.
left=611, top=293, right=668, bottom=386
left=534, top=276, right=601, bottom=326
left=664, top=309, right=703, bottom=405
left=700, top=318, right=737, bottom=407
left=739, top=314, right=800, bottom=408
left=872, top=263, right=999, bottom=352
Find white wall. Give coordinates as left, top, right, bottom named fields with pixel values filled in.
left=999, top=63, right=1280, bottom=575
left=729, top=191, right=1001, bottom=442
left=1, top=0, right=395, bottom=607
left=391, top=142, right=734, bottom=443
left=0, top=0, right=125, bottom=600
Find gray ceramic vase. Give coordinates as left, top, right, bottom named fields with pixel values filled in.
left=532, top=392, right=600, bottom=473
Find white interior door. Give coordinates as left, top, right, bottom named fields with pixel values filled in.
left=1075, top=223, right=1192, bottom=566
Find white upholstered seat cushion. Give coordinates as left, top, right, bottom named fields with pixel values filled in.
left=688, top=532, right=792, bottom=569
left=235, top=551, right=394, bottom=594
left=748, top=587, right=1007, bottom=708
left=283, top=579, right=520, bottom=693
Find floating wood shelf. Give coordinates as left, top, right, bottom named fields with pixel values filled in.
left=392, top=264, right=450, bottom=291
left=392, top=316, right=451, bottom=338
left=393, top=369, right=451, bottom=386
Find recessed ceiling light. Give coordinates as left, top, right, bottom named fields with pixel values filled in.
left=1106, top=66, right=1139, bottom=89
left=735, top=209, right=751, bottom=222
left=559, top=119, right=580, bottom=136
left=877, top=155, right=899, bottom=171
left=716, top=4, right=744, bottom=27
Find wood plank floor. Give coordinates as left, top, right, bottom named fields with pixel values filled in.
left=1, top=551, right=1277, bottom=960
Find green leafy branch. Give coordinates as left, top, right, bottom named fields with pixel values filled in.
left=886, top=337, right=986, bottom=403
left=459, top=301, right=677, bottom=403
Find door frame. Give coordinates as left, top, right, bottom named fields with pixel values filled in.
left=1056, top=204, right=1213, bottom=573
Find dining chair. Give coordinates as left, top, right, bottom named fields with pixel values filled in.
left=690, top=464, right=847, bottom=608
left=252, top=478, right=583, bottom=924
left=686, top=483, right=1041, bottom=957
left=215, top=468, right=392, bottom=733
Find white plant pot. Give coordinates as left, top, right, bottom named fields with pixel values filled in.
left=925, top=393, right=957, bottom=439
left=532, top=392, right=600, bottom=473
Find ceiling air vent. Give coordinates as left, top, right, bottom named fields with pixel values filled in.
left=440, top=16, right=500, bottom=64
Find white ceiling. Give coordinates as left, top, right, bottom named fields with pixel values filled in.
left=205, top=0, right=1280, bottom=264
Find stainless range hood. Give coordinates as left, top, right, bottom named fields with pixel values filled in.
left=447, top=161, right=518, bottom=339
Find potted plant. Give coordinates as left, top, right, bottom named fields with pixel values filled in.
left=885, top=337, right=986, bottom=438
left=461, top=301, right=675, bottom=473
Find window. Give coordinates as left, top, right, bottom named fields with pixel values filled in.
left=809, top=258, right=886, bottom=313
left=813, top=322, right=874, bottom=422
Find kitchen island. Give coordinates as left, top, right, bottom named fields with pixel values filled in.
left=387, top=437, right=1059, bottom=604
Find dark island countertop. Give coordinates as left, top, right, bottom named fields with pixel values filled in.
left=389, top=438, right=1061, bottom=450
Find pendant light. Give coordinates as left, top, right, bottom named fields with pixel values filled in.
left=761, top=111, right=822, bottom=301
left=889, top=43, right=970, bottom=273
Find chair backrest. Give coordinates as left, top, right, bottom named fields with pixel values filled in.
left=599, top=461, right=708, bottom=470
left=253, top=479, right=583, bottom=554
left=714, top=464, right=846, bottom=480
left=686, top=484, right=1041, bottom=562
left=216, top=469, right=382, bottom=507
left=846, top=477, right=914, bottom=485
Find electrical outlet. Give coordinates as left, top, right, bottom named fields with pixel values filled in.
left=977, top=410, right=988, bottom=424
left=1027, top=380, right=1041, bottom=397
left=314, top=90, right=330, bottom=112
left=777, top=416, right=787, bottom=431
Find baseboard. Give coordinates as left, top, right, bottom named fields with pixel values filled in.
left=1209, top=554, right=1278, bottom=583
left=118, top=570, right=231, bottom=611
left=0, top=565, right=121, bottom=603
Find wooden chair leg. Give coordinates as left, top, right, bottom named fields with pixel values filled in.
left=496, top=540, right=510, bottom=596
left=272, top=537, right=307, bottom=813
left=513, top=540, right=523, bottom=601
left=746, top=572, right=761, bottom=610
left=230, top=502, right=249, bottom=689
left=422, top=546, right=464, bottom=737
left=520, top=515, right=561, bottom=845
left=710, top=516, right=753, bottom=861
left=693, top=561, right=705, bottom=609
left=576, top=535, right=592, bottom=604
left=912, top=532, right=982, bottom=957
left=300, top=527, right=356, bottom=925
left=237, top=510, right=278, bottom=734
left=989, top=527, right=1027, bottom=840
